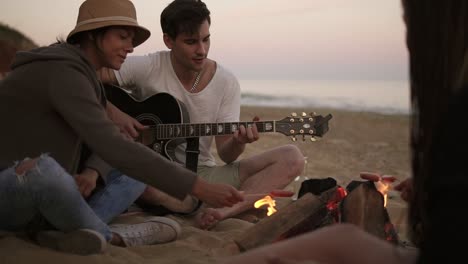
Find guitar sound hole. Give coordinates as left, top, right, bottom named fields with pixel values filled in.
left=136, top=114, right=161, bottom=146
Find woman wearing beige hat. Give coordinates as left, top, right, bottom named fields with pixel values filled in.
left=0, top=0, right=243, bottom=256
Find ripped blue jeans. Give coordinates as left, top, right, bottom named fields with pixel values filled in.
left=0, top=154, right=146, bottom=241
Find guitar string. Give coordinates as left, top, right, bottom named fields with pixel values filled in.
left=142, top=122, right=270, bottom=139
left=137, top=119, right=327, bottom=140
left=142, top=121, right=268, bottom=131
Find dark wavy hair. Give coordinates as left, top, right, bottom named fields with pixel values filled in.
left=160, top=0, right=211, bottom=39
left=402, top=0, right=468, bottom=248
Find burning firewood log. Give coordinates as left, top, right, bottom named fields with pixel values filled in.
left=233, top=187, right=338, bottom=252
left=232, top=177, right=400, bottom=253
left=341, top=181, right=399, bottom=244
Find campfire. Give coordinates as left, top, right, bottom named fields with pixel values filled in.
left=251, top=190, right=296, bottom=217
left=234, top=174, right=400, bottom=252
left=254, top=195, right=277, bottom=216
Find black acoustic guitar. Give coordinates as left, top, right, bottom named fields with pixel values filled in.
left=104, top=84, right=333, bottom=165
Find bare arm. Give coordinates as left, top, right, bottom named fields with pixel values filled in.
left=215, top=135, right=246, bottom=164
left=215, top=117, right=260, bottom=164
left=221, top=224, right=417, bottom=264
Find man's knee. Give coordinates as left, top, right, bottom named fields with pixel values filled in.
left=14, top=157, right=40, bottom=176
left=281, top=144, right=305, bottom=176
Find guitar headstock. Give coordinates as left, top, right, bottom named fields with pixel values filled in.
left=275, top=112, right=333, bottom=142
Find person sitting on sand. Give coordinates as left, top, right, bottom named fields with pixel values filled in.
left=218, top=0, right=468, bottom=263
left=99, top=0, right=305, bottom=229
left=0, top=0, right=243, bottom=255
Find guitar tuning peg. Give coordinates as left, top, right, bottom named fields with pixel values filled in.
left=309, top=112, right=318, bottom=117
left=310, top=137, right=317, bottom=142
left=291, top=136, right=297, bottom=142
left=302, top=112, right=307, bottom=117
left=291, top=112, right=298, bottom=117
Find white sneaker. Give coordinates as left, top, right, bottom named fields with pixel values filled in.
left=36, top=229, right=106, bottom=255
left=110, top=216, right=181, bottom=247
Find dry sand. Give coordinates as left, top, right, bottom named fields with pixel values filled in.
left=0, top=106, right=411, bottom=263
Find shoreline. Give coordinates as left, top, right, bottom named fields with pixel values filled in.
left=241, top=103, right=411, bottom=116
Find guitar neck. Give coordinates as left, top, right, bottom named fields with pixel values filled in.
left=156, top=121, right=276, bottom=139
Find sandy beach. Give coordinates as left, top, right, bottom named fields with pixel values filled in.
left=0, top=105, right=411, bottom=263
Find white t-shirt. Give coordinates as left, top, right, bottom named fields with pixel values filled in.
left=115, top=50, right=241, bottom=167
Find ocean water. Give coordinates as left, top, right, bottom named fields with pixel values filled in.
left=240, top=79, right=410, bottom=115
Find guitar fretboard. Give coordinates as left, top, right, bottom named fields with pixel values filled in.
left=157, top=121, right=275, bottom=139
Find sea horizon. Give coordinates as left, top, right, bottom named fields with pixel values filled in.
left=239, top=79, right=410, bottom=115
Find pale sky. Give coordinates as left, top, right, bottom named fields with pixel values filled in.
left=1, top=0, right=408, bottom=80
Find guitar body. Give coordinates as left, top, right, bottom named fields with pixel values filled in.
left=104, top=84, right=332, bottom=216
left=104, top=84, right=189, bottom=165
left=105, top=84, right=333, bottom=165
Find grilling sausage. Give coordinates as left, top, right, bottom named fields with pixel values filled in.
left=270, top=190, right=295, bottom=197
left=360, top=172, right=381, bottom=182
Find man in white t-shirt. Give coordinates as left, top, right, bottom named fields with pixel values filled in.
left=100, top=0, right=305, bottom=229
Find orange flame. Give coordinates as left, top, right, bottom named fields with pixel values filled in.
left=374, top=181, right=390, bottom=207
left=254, top=195, right=277, bottom=216
left=326, top=187, right=347, bottom=211
left=360, top=172, right=393, bottom=208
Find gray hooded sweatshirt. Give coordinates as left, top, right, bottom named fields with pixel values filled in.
left=0, top=43, right=196, bottom=200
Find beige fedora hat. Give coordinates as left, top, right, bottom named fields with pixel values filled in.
left=67, top=0, right=150, bottom=47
